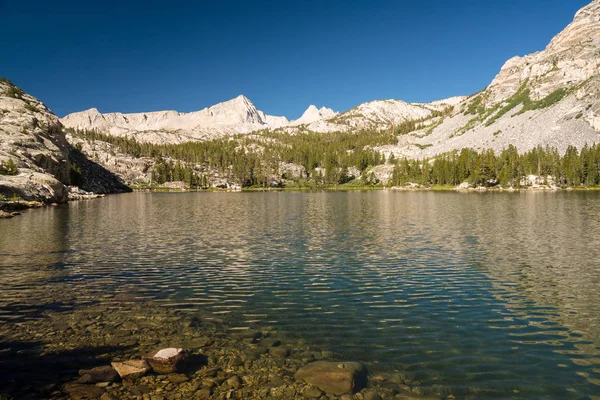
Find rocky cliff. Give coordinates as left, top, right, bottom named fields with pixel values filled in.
left=376, top=0, right=600, bottom=159
left=0, top=80, right=129, bottom=203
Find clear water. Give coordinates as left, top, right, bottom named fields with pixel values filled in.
left=1, top=191, right=600, bottom=398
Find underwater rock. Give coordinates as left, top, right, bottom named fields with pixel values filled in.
left=295, top=361, right=367, bottom=395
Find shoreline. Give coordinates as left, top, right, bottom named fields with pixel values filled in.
left=130, top=185, right=600, bottom=193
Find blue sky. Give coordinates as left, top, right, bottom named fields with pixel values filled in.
left=0, top=0, right=590, bottom=119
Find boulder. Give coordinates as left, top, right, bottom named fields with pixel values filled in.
left=260, top=337, right=281, bottom=347
left=0, top=170, right=69, bottom=203
left=226, top=375, right=242, bottom=389
left=268, top=346, right=290, bottom=359
left=77, top=365, right=118, bottom=384
left=167, top=373, right=189, bottom=384
left=363, top=390, right=382, bottom=400
left=294, top=361, right=367, bottom=395
left=146, top=348, right=188, bottom=374
left=0, top=210, right=15, bottom=218
left=62, top=382, right=105, bottom=399
left=110, top=360, right=150, bottom=380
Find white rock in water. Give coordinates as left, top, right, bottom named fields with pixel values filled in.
left=153, top=348, right=183, bottom=359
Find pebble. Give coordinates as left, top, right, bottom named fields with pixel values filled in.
left=227, top=375, right=242, bottom=389
left=167, top=373, right=189, bottom=384
left=303, top=385, right=324, bottom=398
left=195, top=388, right=212, bottom=399
left=268, top=346, right=290, bottom=359
left=364, top=390, right=382, bottom=400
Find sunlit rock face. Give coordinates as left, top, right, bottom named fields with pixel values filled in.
left=61, top=95, right=291, bottom=144
left=378, top=0, right=600, bottom=160
left=0, top=81, right=71, bottom=202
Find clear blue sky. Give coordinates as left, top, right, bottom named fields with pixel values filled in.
left=0, top=0, right=590, bottom=119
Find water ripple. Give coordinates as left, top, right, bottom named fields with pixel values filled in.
left=1, top=191, right=600, bottom=398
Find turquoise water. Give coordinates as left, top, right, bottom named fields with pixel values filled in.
left=1, top=191, right=600, bottom=398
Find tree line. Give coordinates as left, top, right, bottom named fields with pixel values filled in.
left=390, top=145, right=600, bottom=187
left=66, top=127, right=600, bottom=188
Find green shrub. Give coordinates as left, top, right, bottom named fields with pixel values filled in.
left=0, top=77, right=12, bottom=85
left=465, top=94, right=485, bottom=115
left=0, top=159, right=18, bottom=175
left=24, top=103, right=39, bottom=113
left=485, top=84, right=531, bottom=126
left=520, top=88, right=567, bottom=113
left=5, top=86, right=24, bottom=99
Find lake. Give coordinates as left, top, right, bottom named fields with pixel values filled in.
left=1, top=191, right=600, bottom=399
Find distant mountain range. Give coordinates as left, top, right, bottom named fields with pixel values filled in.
left=60, top=94, right=463, bottom=144
left=61, top=0, right=600, bottom=157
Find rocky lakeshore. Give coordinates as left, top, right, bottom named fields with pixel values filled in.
left=0, top=288, right=439, bottom=400
left=0, top=186, right=105, bottom=219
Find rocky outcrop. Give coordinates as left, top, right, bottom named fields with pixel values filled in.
left=0, top=210, right=19, bottom=218
left=0, top=80, right=130, bottom=203
left=488, top=0, right=600, bottom=103
left=0, top=171, right=69, bottom=203
left=377, top=0, right=600, bottom=159
left=0, top=81, right=72, bottom=203
left=68, top=145, right=130, bottom=194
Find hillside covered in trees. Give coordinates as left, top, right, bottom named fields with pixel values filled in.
left=66, top=127, right=600, bottom=190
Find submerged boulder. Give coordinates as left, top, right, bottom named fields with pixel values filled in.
left=294, top=361, right=367, bottom=395
left=110, top=360, right=150, bottom=380
left=77, top=365, right=118, bottom=384
left=62, top=382, right=105, bottom=399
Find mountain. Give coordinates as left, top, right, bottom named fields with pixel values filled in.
left=376, top=0, right=600, bottom=159
left=298, top=97, right=464, bottom=133
left=0, top=80, right=129, bottom=204
left=291, top=105, right=338, bottom=126
left=61, top=93, right=465, bottom=143
left=61, top=95, right=291, bottom=144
